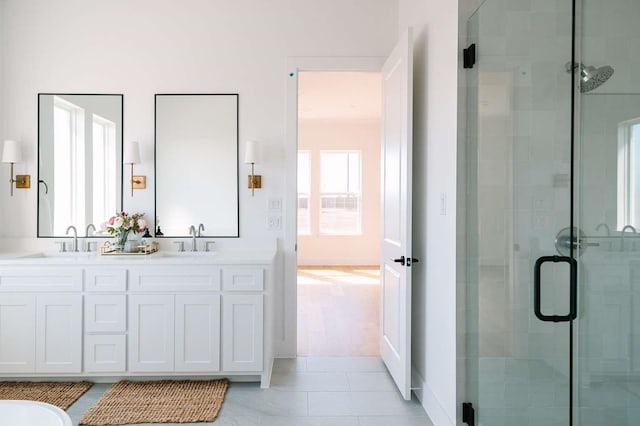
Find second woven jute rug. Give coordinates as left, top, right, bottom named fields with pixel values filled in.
left=79, top=379, right=229, bottom=425
left=0, top=381, right=92, bottom=410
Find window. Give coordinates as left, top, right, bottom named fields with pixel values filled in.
left=618, top=118, right=640, bottom=230
left=297, top=151, right=311, bottom=235
left=92, top=114, right=117, bottom=226
left=319, top=151, right=361, bottom=235
left=53, top=97, right=85, bottom=234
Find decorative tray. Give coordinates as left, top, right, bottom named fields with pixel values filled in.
left=99, top=241, right=159, bottom=256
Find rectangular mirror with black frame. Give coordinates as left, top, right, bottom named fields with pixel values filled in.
left=155, top=94, right=239, bottom=238
left=37, top=93, right=124, bottom=238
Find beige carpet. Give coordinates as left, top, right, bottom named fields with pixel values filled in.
left=79, top=379, right=229, bottom=425
left=0, top=381, right=92, bottom=410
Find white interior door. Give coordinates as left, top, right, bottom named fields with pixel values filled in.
left=380, top=28, right=413, bottom=401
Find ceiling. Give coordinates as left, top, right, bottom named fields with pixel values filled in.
left=298, top=71, right=382, bottom=121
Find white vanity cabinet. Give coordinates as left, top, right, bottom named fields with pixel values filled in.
left=84, top=268, right=128, bottom=373
left=0, top=251, right=274, bottom=387
left=128, top=266, right=222, bottom=373
left=35, top=293, right=82, bottom=373
left=129, top=293, right=221, bottom=373
left=0, top=294, right=36, bottom=372
left=221, top=268, right=265, bottom=371
left=0, top=268, right=82, bottom=374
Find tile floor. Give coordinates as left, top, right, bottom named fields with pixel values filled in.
left=67, top=357, right=432, bottom=426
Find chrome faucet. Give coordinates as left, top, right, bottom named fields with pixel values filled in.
left=197, top=223, right=205, bottom=237
left=596, top=223, right=610, bottom=236
left=85, top=223, right=97, bottom=252
left=188, top=225, right=198, bottom=252
left=85, top=223, right=96, bottom=237
left=596, top=223, right=611, bottom=251
left=66, top=225, right=79, bottom=252
left=621, top=225, right=636, bottom=251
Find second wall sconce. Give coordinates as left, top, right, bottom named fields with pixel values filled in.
left=244, top=140, right=262, bottom=196
left=124, top=141, right=146, bottom=197
left=2, top=139, right=30, bottom=196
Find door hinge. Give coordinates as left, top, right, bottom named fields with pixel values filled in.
left=462, top=402, right=475, bottom=426
left=463, top=44, right=476, bottom=69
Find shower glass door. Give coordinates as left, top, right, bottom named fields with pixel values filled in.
left=466, top=0, right=576, bottom=424
left=576, top=0, right=640, bottom=423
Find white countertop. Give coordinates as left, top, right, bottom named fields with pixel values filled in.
left=0, top=249, right=277, bottom=266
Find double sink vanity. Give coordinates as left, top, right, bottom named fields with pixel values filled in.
left=0, top=248, right=275, bottom=387
left=0, top=91, right=276, bottom=386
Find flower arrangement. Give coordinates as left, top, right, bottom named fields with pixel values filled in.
left=102, top=211, right=147, bottom=252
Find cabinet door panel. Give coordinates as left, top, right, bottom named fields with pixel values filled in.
left=129, top=295, right=174, bottom=372
left=85, top=294, right=126, bottom=333
left=175, top=294, right=220, bottom=372
left=0, top=294, right=36, bottom=372
left=85, top=334, right=126, bottom=373
left=222, top=294, right=263, bottom=371
left=36, top=294, right=82, bottom=373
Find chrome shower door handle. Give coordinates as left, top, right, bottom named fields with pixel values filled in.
left=533, top=255, right=577, bottom=322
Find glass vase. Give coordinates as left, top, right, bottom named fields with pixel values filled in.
left=114, top=230, right=130, bottom=252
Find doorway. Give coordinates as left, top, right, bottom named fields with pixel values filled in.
left=295, top=71, right=382, bottom=357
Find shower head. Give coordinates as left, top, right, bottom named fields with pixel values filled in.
left=566, top=62, right=615, bottom=93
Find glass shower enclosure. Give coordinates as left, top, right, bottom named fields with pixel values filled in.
left=465, top=0, right=640, bottom=424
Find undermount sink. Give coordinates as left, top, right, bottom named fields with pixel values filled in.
left=19, top=252, right=97, bottom=259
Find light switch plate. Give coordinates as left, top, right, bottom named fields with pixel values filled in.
left=268, top=198, right=282, bottom=212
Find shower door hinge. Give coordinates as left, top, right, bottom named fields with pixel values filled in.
left=462, top=402, right=475, bottom=426
left=463, top=44, right=476, bottom=69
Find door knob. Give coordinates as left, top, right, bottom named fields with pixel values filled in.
left=407, top=257, right=419, bottom=267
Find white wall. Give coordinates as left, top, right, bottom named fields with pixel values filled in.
left=0, top=0, right=6, bottom=227
left=297, top=119, right=381, bottom=265
left=0, top=0, right=399, bottom=355
left=398, top=0, right=459, bottom=425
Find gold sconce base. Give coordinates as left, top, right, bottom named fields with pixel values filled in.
left=132, top=176, right=146, bottom=189
left=15, top=175, right=31, bottom=189
left=247, top=175, right=262, bottom=189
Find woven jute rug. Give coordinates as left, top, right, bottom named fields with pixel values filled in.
left=0, top=381, right=92, bottom=410
left=79, top=379, right=229, bottom=425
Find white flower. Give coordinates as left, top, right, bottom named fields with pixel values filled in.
left=113, top=216, right=124, bottom=228
left=138, top=219, right=147, bottom=230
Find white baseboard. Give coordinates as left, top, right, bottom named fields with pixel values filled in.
left=412, top=367, right=456, bottom=426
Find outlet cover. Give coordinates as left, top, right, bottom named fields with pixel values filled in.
left=267, top=216, right=282, bottom=230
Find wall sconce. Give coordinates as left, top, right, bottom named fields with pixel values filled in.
left=244, top=140, right=262, bottom=196
left=124, top=141, right=146, bottom=197
left=2, top=140, right=30, bottom=196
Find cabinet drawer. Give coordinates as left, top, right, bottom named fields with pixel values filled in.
left=222, top=268, right=264, bottom=291
left=85, top=269, right=127, bottom=292
left=84, top=334, right=126, bottom=373
left=85, top=295, right=126, bottom=333
left=130, top=267, right=221, bottom=292
left=0, top=268, right=82, bottom=292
